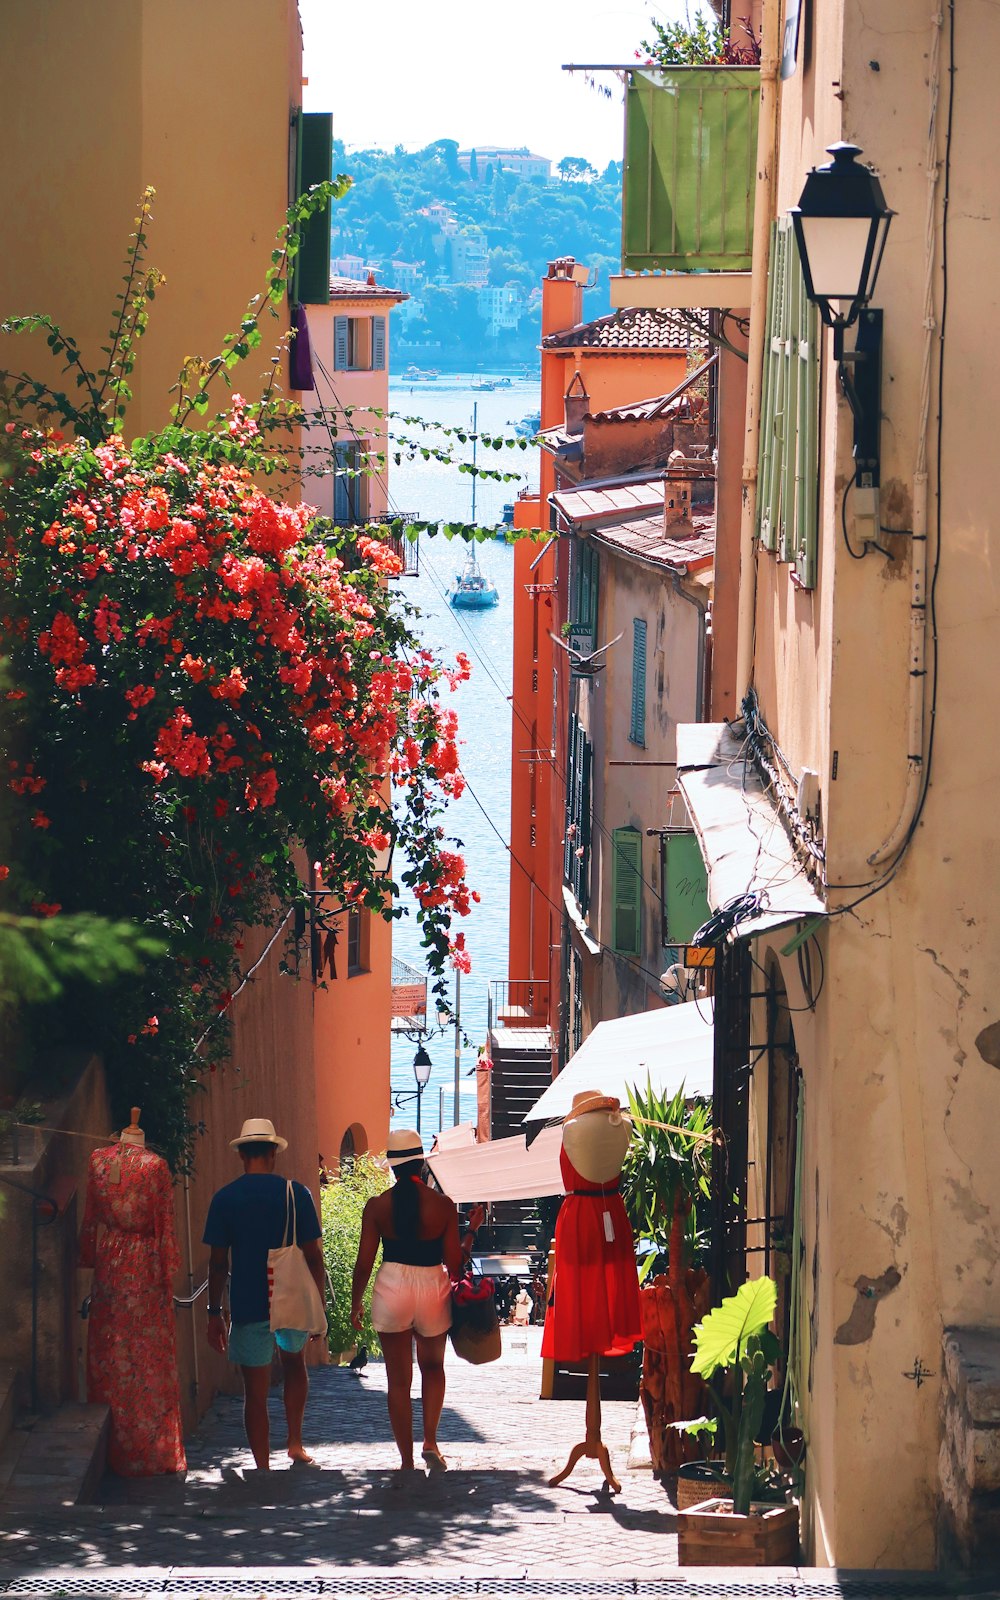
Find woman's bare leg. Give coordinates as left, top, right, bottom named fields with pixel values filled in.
left=380, top=1331, right=416, bottom=1469
left=415, top=1331, right=448, bottom=1465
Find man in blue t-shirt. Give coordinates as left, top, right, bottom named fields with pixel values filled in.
left=203, top=1117, right=325, bottom=1469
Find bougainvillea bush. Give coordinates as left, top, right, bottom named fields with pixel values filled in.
left=0, top=187, right=475, bottom=1167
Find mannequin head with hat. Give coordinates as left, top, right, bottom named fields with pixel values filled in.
left=230, top=1116, right=287, bottom=1174
left=562, top=1091, right=631, bottom=1184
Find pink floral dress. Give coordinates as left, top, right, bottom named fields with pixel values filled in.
left=78, top=1143, right=187, bottom=1475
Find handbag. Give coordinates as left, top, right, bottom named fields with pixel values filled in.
left=449, top=1270, right=501, bottom=1364
left=267, top=1180, right=327, bottom=1335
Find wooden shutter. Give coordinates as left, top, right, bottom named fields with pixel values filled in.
left=334, top=316, right=349, bottom=371
left=629, top=619, right=647, bottom=746
left=371, top=316, right=386, bottom=371
left=578, top=729, right=593, bottom=913
left=612, top=828, right=642, bottom=956
left=564, top=711, right=579, bottom=882
left=297, top=111, right=333, bottom=305
left=333, top=443, right=350, bottom=524
left=756, top=220, right=819, bottom=586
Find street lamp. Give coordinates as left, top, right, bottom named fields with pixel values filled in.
left=790, top=143, right=894, bottom=487
left=412, top=1043, right=432, bottom=1134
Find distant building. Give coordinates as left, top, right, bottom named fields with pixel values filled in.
left=450, top=230, right=488, bottom=287
left=459, top=146, right=551, bottom=181
left=385, top=259, right=423, bottom=294
left=330, top=252, right=379, bottom=282
left=477, top=283, right=524, bottom=337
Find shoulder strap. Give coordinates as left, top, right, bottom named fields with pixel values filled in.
left=285, top=1178, right=298, bottom=1247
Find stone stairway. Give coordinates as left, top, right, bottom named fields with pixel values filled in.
left=0, top=1363, right=109, bottom=1509
left=485, top=1025, right=553, bottom=1255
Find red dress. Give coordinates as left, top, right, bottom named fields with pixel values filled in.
left=78, top=1143, right=187, bottom=1476
left=541, top=1149, right=642, bottom=1363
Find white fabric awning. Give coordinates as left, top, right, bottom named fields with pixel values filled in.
left=523, top=1001, right=714, bottom=1125
left=676, top=721, right=827, bottom=941
left=425, top=1124, right=564, bottom=1202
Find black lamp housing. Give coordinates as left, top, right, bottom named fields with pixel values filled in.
left=789, top=143, right=894, bottom=334
left=412, top=1044, right=433, bottom=1086
left=790, top=143, right=894, bottom=488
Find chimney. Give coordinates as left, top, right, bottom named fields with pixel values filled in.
left=541, top=255, right=584, bottom=339
left=563, top=371, right=589, bottom=437
left=664, top=449, right=693, bottom=531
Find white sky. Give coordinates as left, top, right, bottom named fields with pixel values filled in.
left=300, top=0, right=689, bottom=171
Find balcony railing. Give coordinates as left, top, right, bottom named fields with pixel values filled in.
left=622, top=66, right=760, bottom=273
left=488, top=978, right=551, bottom=1032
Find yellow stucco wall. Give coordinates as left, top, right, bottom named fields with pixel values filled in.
left=0, top=0, right=303, bottom=447
left=747, top=0, right=1000, bottom=1567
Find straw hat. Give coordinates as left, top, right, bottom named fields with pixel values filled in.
left=229, top=1117, right=288, bottom=1152
left=564, top=1090, right=627, bottom=1124
left=385, top=1129, right=425, bottom=1170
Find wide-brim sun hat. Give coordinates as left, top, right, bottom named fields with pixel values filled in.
left=385, top=1129, right=425, bottom=1170
left=229, top=1117, right=288, bottom=1152
left=564, top=1090, right=629, bottom=1125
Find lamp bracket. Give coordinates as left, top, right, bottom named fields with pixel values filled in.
left=836, top=308, right=883, bottom=487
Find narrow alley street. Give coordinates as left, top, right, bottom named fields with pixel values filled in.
left=0, top=1330, right=976, bottom=1599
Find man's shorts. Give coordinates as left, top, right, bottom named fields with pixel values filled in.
left=371, top=1261, right=451, bottom=1337
left=228, top=1321, right=309, bottom=1368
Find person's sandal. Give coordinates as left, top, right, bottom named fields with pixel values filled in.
left=421, top=1448, right=448, bottom=1471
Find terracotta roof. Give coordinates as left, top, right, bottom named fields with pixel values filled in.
left=328, top=275, right=408, bottom=303
left=551, top=481, right=667, bottom=525
left=590, top=509, right=715, bottom=573
left=542, top=306, right=708, bottom=352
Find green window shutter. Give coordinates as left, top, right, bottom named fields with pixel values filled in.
left=371, top=316, right=386, bottom=371
left=612, top=827, right=642, bottom=956
left=578, top=731, right=593, bottom=913
left=564, top=711, right=579, bottom=883
left=297, top=111, right=333, bottom=305
left=629, top=618, right=647, bottom=746
left=333, top=316, right=349, bottom=371
left=756, top=220, right=819, bottom=586
left=664, top=831, right=711, bottom=944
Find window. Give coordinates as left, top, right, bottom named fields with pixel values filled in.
left=569, top=539, right=599, bottom=650
left=564, top=712, right=593, bottom=912
left=346, top=906, right=369, bottom=975
left=333, top=441, right=369, bottom=526
left=611, top=827, right=642, bottom=956
left=629, top=618, right=647, bottom=746
left=756, top=218, right=820, bottom=588
left=333, top=315, right=386, bottom=372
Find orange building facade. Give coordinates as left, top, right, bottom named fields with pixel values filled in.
left=507, top=260, right=703, bottom=1061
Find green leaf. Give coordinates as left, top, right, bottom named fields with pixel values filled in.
left=691, top=1277, right=778, bottom=1379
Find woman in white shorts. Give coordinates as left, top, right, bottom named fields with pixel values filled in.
left=351, top=1130, right=484, bottom=1471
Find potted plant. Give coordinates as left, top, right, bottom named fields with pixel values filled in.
left=677, top=1276, right=800, bottom=1566
left=620, top=1080, right=713, bottom=1474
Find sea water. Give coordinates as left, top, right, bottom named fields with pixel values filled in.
left=385, top=374, right=540, bottom=1143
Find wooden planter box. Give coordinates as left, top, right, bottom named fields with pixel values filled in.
left=678, top=1498, right=799, bottom=1566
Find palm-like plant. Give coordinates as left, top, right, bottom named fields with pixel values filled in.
left=621, top=1078, right=712, bottom=1283
left=690, top=1275, right=782, bottom=1514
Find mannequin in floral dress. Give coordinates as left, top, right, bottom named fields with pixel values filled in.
left=78, top=1108, right=186, bottom=1475
left=542, top=1090, right=641, bottom=1493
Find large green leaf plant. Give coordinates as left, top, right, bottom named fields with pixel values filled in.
left=690, top=1275, right=782, bottom=1514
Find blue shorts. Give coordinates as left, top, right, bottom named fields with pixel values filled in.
left=228, top=1321, right=309, bottom=1368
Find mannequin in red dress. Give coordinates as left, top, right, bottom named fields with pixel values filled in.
left=543, top=1091, right=640, bottom=1493
left=78, top=1108, right=186, bottom=1476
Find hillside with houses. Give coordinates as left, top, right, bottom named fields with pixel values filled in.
left=328, top=138, right=622, bottom=369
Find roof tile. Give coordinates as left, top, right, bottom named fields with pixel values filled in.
left=542, top=305, right=708, bottom=352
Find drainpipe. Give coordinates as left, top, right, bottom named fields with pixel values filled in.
left=734, top=0, right=782, bottom=703
left=672, top=573, right=707, bottom=721
left=868, top=11, right=942, bottom=865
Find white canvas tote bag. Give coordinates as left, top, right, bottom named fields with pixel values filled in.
left=267, top=1180, right=327, bottom=1335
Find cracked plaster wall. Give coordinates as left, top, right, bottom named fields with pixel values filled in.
left=751, top=0, right=1000, bottom=1573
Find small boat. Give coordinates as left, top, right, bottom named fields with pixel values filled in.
left=472, top=378, right=497, bottom=392
left=493, top=502, right=515, bottom=540
left=450, top=548, right=499, bottom=609
left=515, top=411, right=541, bottom=437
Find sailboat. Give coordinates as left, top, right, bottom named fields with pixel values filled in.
left=449, top=401, right=499, bottom=611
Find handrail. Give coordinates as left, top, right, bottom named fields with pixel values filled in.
left=173, top=1278, right=210, bottom=1309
